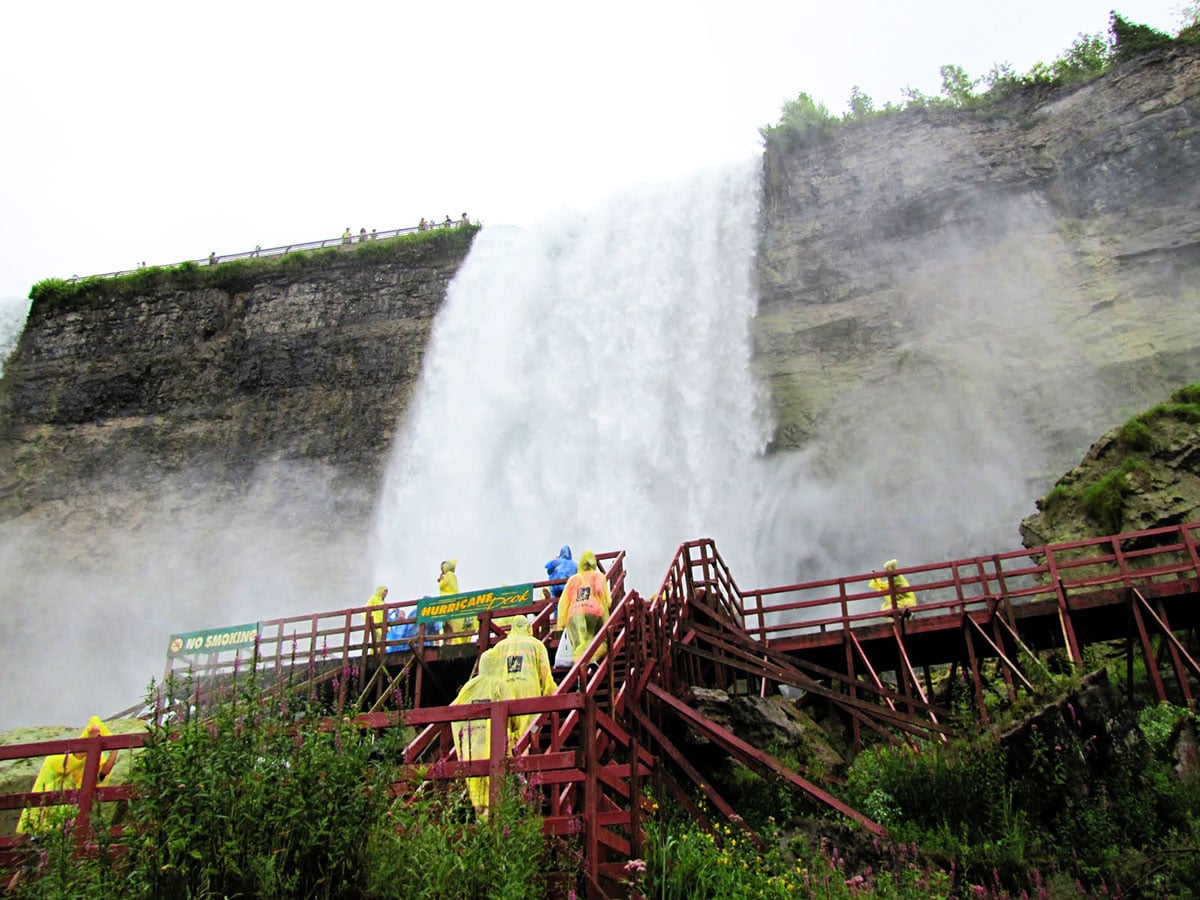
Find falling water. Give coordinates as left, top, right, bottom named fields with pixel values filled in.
left=370, top=161, right=773, bottom=599
left=0, top=295, right=30, bottom=374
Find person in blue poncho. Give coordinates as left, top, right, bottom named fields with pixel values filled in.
left=545, top=546, right=579, bottom=669
left=385, top=600, right=440, bottom=651
left=544, top=546, right=577, bottom=602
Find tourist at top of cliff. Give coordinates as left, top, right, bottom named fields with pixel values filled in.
left=418, top=217, right=428, bottom=231
left=459, top=212, right=470, bottom=226
left=443, top=215, right=453, bottom=226
left=359, top=227, right=367, bottom=243
left=342, top=228, right=352, bottom=245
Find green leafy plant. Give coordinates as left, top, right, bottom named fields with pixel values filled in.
left=125, top=674, right=402, bottom=899
left=1112, top=12, right=1174, bottom=61
left=9, top=671, right=559, bottom=900
left=366, top=777, right=553, bottom=900
left=845, top=86, right=877, bottom=120
left=1138, top=701, right=1194, bottom=754
left=759, top=93, right=837, bottom=151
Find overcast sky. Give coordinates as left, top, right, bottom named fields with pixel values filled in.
left=0, top=0, right=1189, bottom=302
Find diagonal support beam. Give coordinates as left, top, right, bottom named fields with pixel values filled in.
left=678, top=640, right=944, bottom=741
left=1149, top=595, right=1196, bottom=709
left=890, top=622, right=948, bottom=744
left=626, top=703, right=749, bottom=836
left=645, top=682, right=883, bottom=836
left=966, top=615, right=1036, bottom=695
left=962, top=614, right=991, bottom=727
left=1130, top=589, right=1168, bottom=703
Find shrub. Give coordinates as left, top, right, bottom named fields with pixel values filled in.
left=124, top=675, right=403, bottom=899
left=28, top=279, right=74, bottom=309
left=280, top=251, right=311, bottom=272
left=366, top=777, right=552, bottom=900
left=1111, top=12, right=1174, bottom=61
left=8, top=672, right=558, bottom=900
left=1172, top=382, right=1200, bottom=406
left=1138, top=702, right=1194, bottom=754
left=845, top=86, right=876, bottom=120
left=939, top=65, right=979, bottom=105
left=760, top=93, right=837, bottom=151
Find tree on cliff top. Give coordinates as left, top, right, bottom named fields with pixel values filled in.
left=1111, top=11, right=1175, bottom=60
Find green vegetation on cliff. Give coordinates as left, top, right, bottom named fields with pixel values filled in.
left=761, top=10, right=1199, bottom=148
left=26, top=225, right=480, bottom=322
left=1025, top=383, right=1200, bottom=542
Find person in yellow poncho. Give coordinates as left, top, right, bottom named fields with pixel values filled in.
left=556, top=550, right=612, bottom=666
left=492, top=616, right=556, bottom=743
left=450, top=648, right=518, bottom=817
left=18, top=716, right=118, bottom=835
left=869, top=559, right=917, bottom=611
left=366, top=585, right=388, bottom=652
left=439, top=559, right=478, bottom=645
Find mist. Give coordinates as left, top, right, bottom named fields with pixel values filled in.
left=0, top=462, right=367, bottom=730
left=0, top=295, right=29, bottom=375
left=752, top=193, right=1106, bottom=582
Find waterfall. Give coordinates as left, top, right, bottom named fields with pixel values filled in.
left=370, top=161, right=772, bottom=600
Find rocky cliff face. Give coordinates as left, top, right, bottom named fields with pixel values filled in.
left=1020, top=384, right=1200, bottom=549
left=755, top=44, right=1200, bottom=478
left=0, top=235, right=473, bottom=730
left=0, top=234, right=472, bottom=525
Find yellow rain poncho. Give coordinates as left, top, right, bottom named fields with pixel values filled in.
left=493, top=616, right=556, bottom=740
left=439, top=559, right=477, bottom=645
left=557, top=551, right=612, bottom=665
left=366, top=585, right=388, bottom=650
left=870, top=559, right=917, bottom=611
left=451, top=648, right=517, bottom=816
left=18, top=716, right=117, bottom=835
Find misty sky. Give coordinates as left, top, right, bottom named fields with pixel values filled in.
left=0, top=0, right=1189, bottom=304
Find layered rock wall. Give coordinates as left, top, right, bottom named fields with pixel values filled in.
left=0, top=236, right=472, bottom=523
left=755, top=44, right=1200, bottom=471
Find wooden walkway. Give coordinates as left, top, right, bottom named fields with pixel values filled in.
left=4, top=522, right=1200, bottom=897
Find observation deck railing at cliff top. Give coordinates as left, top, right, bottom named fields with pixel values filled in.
left=73, top=219, right=476, bottom=283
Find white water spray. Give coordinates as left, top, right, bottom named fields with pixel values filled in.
left=370, top=162, right=772, bottom=600
left=0, top=295, right=30, bottom=374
